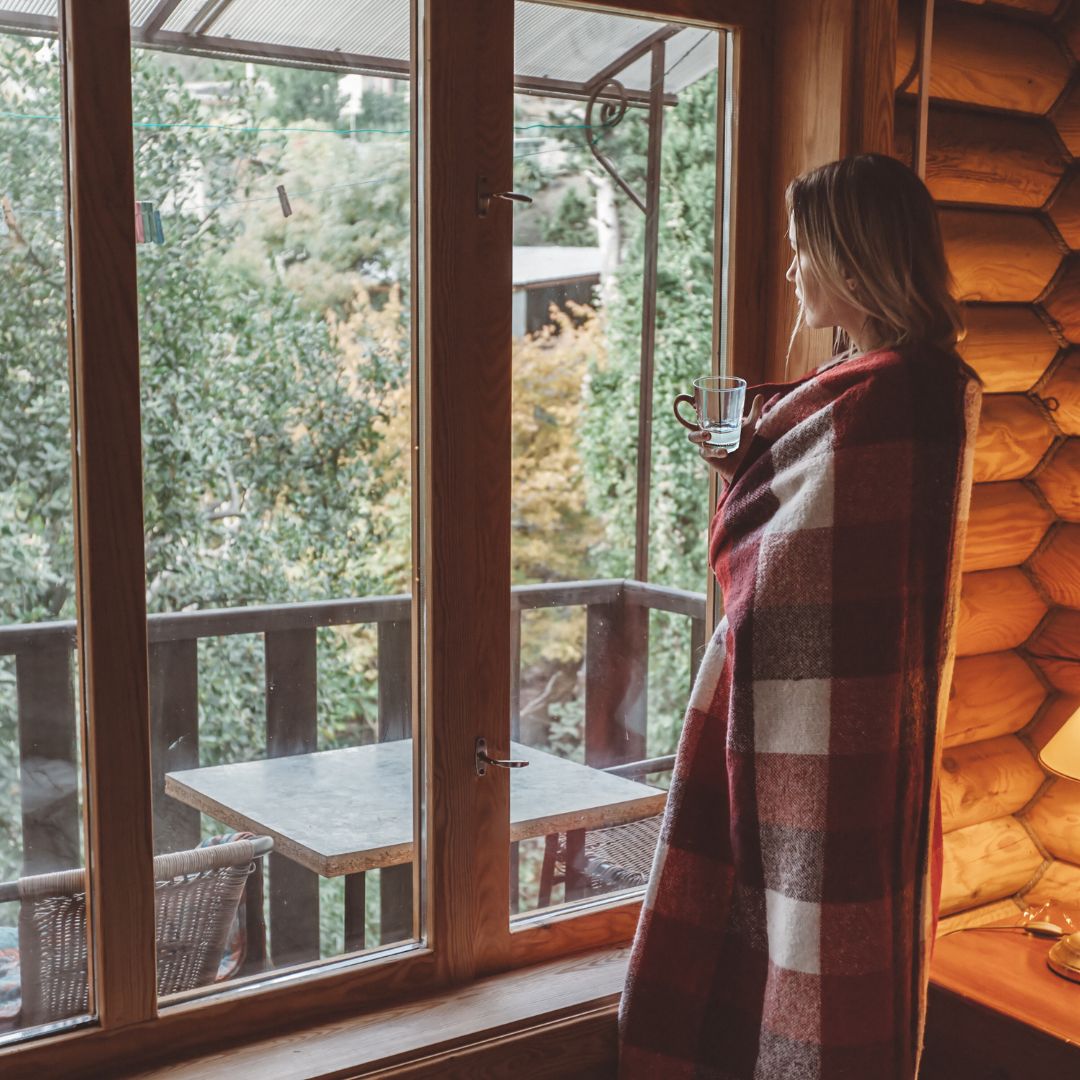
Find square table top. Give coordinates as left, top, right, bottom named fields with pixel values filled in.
left=165, top=740, right=666, bottom=877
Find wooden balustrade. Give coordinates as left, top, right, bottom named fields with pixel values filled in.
left=0, top=578, right=703, bottom=964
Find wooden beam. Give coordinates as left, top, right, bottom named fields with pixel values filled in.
left=422, top=0, right=514, bottom=981
left=60, top=0, right=157, bottom=1029
left=762, top=0, right=856, bottom=381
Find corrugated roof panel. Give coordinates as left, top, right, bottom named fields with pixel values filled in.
left=184, top=0, right=410, bottom=61
left=161, top=0, right=222, bottom=35
left=0, top=1, right=720, bottom=98
left=514, top=5, right=657, bottom=88
left=616, top=28, right=719, bottom=95
left=130, top=0, right=162, bottom=27
left=0, top=1, right=56, bottom=19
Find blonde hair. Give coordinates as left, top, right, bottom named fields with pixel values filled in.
left=785, top=154, right=964, bottom=359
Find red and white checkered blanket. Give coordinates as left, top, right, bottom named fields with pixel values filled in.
left=620, top=346, right=980, bottom=1079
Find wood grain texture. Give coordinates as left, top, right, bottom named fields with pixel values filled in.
left=935, top=898, right=1024, bottom=936
left=423, top=0, right=514, bottom=981
left=1028, top=522, right=1080, bottom=606
left=940, top=209, right=1063, bottom=304
left=1027, top=692, right=1080, bottom=752
left=764, top=0, right=854, bottom=381
left=110, top=947, right=628, bottom=1080
left=1035, top=438, right=1080, bottom=519
left=896, top=2, right=1070, bottom=113
left=956, top=304, right=1059, bottom=393
left=1047, top=165, right=1080, bottom=251
left=972, top=394, right=1055, bottom=482
left=956, top=568, right=1048, bottom=656
left=60, top=0, right=157, bottom=1029
left=372, top=1007, right=618, bottom=1079
left=949, top=0, right=1062, bottom=14
left=895, top=100, right=1066, bottom=207
left=1038, top=349, right=1080, bottom=435
left=946, top=650, right=1047, bottom=747
left=1051, top=78, right=1080, bottom=158
left=509, top=899, right=643, bottom=969
left=849, top=0, right=897, bottom=156
left=1041, top=255, right=1080, bottom=342
left=939, top=815, right=1045, bottom=914
left=1062, top=2, right=1080, bottom=64
left=962, top=481, right=1053, bottom=571
left=940, top=735, right=1045, bottom=832
left=1025, top=777, right=1080, bottom=862
left=1021, top=856, right=1080, bottom=906
left=924, top=930, right=1080, bottom=1078
left=1029, top=607, right=1080, bottom=691
left=723, top=10, right=772, bottom=387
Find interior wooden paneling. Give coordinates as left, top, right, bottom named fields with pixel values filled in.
left=940, top=735, right=1045, bottom=832
left=1037, top=350, right=1080, bottom=434
left=946, top=651, right=1047, bottom=748
left=962, top=482, right=1053, bottom=572
left=957, top=305, right=1059, bottom=392
left=896, top=2, right=1070, bottom=113
left=940, top=209, right=1062, bottom=303
left=895, top=99, right=1065, bottom=207
left=1024, top=776, right=1080, bottom=862
left=971, top=394, right=1056, bottom=482
left=1036, top=439, right=1080, bottom=519
left=956, top=569, right=1048, bottom=656
left=939, top=816, right=1044, bottom=915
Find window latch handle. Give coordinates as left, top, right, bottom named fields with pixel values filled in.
left=475, top=737, right=529, bottom=776
left=476, top=176, right=533, bottom=217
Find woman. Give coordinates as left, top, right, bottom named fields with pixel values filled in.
left=619, top=154, right=981, bottom=1079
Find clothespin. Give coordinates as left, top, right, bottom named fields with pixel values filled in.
left=141, top=201, right=155, bottom=243
left=133, top=201, right=145, bottom=243
left=277, top=184, right=292, bottom=218
left=153, top=208, right=164, bottom=245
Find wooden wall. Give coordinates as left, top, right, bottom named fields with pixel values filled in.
left=896, top=0, right=1080, bottom=930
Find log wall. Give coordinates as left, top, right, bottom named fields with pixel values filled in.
left=896, top=0, right=1080, bottom=927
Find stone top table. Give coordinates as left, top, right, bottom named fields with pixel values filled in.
left=165, top=740, right=666, bottom=877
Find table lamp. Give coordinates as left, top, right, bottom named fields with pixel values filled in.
left=1038, top=707, right=1080, bottom=983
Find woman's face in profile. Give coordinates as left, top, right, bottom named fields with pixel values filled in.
left=785, top=213, right=862, bottom=338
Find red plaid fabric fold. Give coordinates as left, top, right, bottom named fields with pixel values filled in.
left=620, top=347, right=980, bottom=1079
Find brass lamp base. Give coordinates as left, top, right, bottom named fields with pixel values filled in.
left=1047, top=931, right=1080, bottom=983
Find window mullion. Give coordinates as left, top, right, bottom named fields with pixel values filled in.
left=420, top=0, right=515, bottom=979
left=61, top=0, right=157, bottom=1029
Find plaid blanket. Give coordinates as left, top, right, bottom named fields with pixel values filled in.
left=620, top=346, right=980, bottom=1079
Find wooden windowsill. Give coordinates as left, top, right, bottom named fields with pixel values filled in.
left=129, top=930, right=1080, bottom=1078
left=130, top=946, right=630, bottom=1079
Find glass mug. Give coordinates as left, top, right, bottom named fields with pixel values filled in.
left=673, top=375, right=747, bottom=452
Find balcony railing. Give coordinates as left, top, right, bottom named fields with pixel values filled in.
left=0, top=578, right=705, bottom=968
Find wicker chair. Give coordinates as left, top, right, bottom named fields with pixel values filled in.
left=538, top=815, right=661, bottom=907
left=0, top=835, right=272, bottom=1027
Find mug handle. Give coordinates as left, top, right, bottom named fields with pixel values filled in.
left=673, top=393, right=699, bottom=432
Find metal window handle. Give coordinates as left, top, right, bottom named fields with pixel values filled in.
left=475, top=737, right=529, bottom=776
left=476, top=177, right=533, bottom=217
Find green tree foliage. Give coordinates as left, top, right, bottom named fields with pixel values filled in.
left=262, top=66, right=345, bottom=126
left=541, top=187, right=595, bottom=247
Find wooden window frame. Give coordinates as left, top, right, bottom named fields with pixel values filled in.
left=0, top=0, right=901, bottom=1073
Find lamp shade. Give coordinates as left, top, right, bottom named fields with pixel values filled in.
left=1040, top=705, right=1080, bottom=781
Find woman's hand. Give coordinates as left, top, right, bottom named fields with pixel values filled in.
left=688, top=394, right=764, bottom=483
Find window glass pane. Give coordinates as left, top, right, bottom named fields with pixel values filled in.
left=129, top=6, right=417, bottom=1000
left=508, top=5, right=724, bottom=918
left=0, top=29, right=91, bottom=1039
